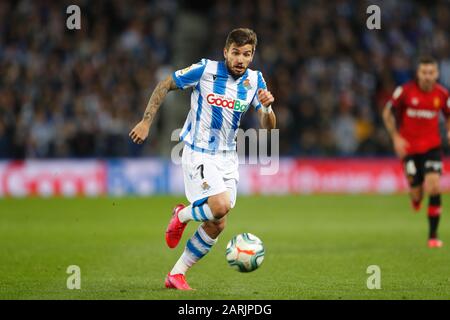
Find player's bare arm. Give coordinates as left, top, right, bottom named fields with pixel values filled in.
left=257, top=89, right=276, bottom=130
left=129, top=75, right=178, bottom=144
left=382, top=103, right=409, bottom=158
left=446, top=116, right=450, bottom=143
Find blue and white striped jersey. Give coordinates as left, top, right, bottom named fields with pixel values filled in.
left=173, top=59, right=267, bottom=153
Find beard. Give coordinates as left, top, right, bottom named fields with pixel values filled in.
left=418, top=79, right=435, bottom=91
left=225, top=59, right=246, bottom=78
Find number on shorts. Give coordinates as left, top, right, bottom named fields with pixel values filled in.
left=405, top=160, right=417, bottom=176
left=197, top=164, right=204, bottom=179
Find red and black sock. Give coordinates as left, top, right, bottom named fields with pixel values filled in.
left=428, top=195, right=441, bottom=239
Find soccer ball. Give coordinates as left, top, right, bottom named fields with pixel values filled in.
left=225, top=233, right=265, bottom=272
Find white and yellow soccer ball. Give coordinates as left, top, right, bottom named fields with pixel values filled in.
left=226, top=233, right=265, bottom=272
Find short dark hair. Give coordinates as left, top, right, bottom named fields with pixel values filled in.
left=418, top=55, right=437, bottom=66
left=225, top=28, right=257, bottom=52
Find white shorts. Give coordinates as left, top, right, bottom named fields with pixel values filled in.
left=181, top=144, right=239, bottom=208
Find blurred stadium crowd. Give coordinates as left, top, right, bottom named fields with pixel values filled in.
left=1, top=0, right=450, bottom=159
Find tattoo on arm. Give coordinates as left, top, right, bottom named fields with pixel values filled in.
left=142, top=75, right=178, bottom=124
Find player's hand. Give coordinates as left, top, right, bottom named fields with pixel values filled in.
left=129, top=120, right=150, bottom=144
left=447, top=130, right=450, bottom=144
left=393, top=133, right=409, bottom=159
left=257, top=89, right=274, bottom=108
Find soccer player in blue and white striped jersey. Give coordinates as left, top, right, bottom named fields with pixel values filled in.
left=129, top=28, right=276, bottom=290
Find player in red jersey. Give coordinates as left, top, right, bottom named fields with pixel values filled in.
left=383, top=56, right=450, bottom=248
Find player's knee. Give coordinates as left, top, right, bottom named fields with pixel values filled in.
left=425, top=177, right=440, bottom=195
left=210, top=199, right=231, bottom=219
left=213, top=203, right=230, bottom=219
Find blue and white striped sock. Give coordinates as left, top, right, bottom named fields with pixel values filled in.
left=170, top=225, right=217, bottom=275
left=178, top=200, right=216, bottom=223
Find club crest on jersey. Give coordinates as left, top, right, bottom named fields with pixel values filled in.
left=206, top=93, right=249, bottom=112
left=201, top=181, right=211, bottom=191
left=433, top=97, right=441, bottom=108
left=411, top=97, right=419, bottom=106
left=243, top=79, right=252, bottom=90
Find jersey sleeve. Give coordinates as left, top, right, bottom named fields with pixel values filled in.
left=251, top=71, right=268, bottom=111
left=172, top=59, right=207, bottom=90
left=386, top=85, right=405, bottom=111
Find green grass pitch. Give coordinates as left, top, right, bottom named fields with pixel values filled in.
left=1, top=195, right=449, bottom=300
